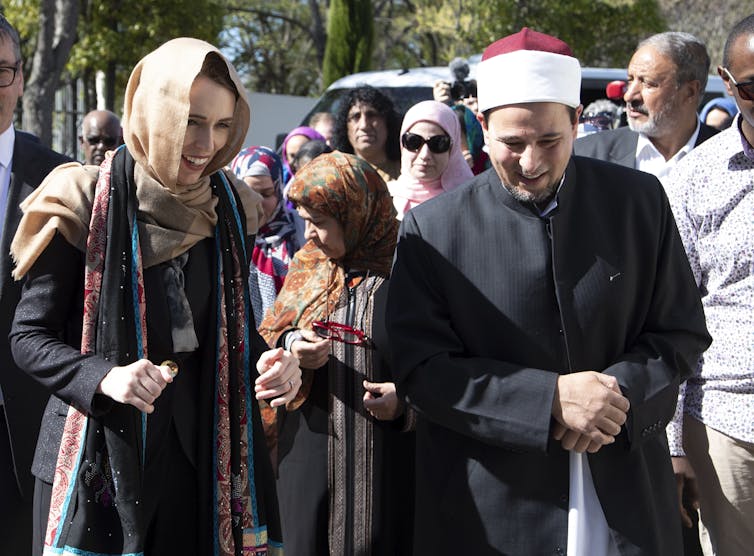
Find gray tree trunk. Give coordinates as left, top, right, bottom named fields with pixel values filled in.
left=21, top=0, right=79, bottom=146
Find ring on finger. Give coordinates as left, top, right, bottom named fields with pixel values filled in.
left=288, top=379, right=294, bottom=391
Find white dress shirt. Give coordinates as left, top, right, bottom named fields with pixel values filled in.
left=635, top=121, right=700, bottom=185
left=0, top=124, right=15, bottom=406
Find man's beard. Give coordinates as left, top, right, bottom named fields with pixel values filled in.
left=502, top=178, right=559, bottom=205
left=627, top=99, right=674, bottom=137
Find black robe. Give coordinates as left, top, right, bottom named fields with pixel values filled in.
left=386, top=157, right=711, bottom=555
left=275, top=276, right=414, bottom=556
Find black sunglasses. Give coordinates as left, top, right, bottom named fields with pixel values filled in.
left=85, top=135, right=119, bottom=148
left=401, top=132, right=451, bottom=154
left=722, top=67, right=754, bottom=102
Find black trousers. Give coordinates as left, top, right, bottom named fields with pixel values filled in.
left=33, top=427, right=199, bottom=556
left=0, top=407, right=34, bottom=556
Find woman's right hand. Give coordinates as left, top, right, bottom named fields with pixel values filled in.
left=290, top=329, right=330, bottom=369
left=96, top=359, right=175, bottom=414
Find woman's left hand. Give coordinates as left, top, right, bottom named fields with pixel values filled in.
left=255, top=348, right=302, bottom=407
left=363, top=380, right=404, bottom=421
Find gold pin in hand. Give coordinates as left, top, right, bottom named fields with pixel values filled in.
left=161, top=360, right=179, bottom=378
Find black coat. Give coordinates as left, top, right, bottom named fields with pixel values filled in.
left=0, top=131, right=70, bottom=554
left=10, top=233, right=281, bottom=554
left=573, top=123, right=718, bottom=168
left=386, top=159, right=711, bottom=555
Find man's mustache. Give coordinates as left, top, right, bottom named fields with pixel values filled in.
left=627, top=101, right=649, bottom=116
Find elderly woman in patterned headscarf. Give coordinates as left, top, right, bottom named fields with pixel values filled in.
left=259, top=151, right=415, bottom=555
left=230, top=146, right=304, bottom=325
left=9, top=38, right=299, bottom=556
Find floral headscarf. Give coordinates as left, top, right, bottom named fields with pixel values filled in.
left=259, top=151, right=398, bottom=345
left=230, top=146, right=302, bottom=325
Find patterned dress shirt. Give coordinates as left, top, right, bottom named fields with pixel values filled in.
left=665, top=115, right=754, bottom=455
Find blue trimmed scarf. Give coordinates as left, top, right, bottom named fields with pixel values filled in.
left=43, top=148, right=283, bottom=556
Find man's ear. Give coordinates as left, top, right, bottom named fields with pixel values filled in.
left=718, top=66, right=737, bottom=98
left=683, top=79, right=702, bottom=105
left=572, top=105, right=583, bottom=138
left=476, top=110, right=490, bottom=146
left=476, top=110, right=486, bottom=131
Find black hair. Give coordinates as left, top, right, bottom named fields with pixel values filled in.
left=723, top=13, right=754, bottom=68
left=199, top=52, right=239, bottom=100
left=331, top=85, right=401, bottom=161
left=292, top=139, right=332, bottom=174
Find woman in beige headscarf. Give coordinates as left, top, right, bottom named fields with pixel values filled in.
left=9, top=38, right=297, bottom=556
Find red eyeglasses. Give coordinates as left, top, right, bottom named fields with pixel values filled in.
left=312, top=320, right=369, bottom=345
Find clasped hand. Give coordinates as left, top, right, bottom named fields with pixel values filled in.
left=550, top=371, right=630, bottom=453
left=97, top=348, right=302, bottom=412
left=290, top=329, right=330, bottom=369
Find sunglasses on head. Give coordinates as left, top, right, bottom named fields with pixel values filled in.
left=722, top=67, right=754, bottom=102
left=401, top=132, right=451, bottom=154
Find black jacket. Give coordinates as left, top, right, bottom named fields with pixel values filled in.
left=573, top=123, right=719, bottom=168
left=0, top=132, right=70, bottom=494
left=386, top=159, right=711, bottom=555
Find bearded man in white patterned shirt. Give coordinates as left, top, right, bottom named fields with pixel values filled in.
left=665, top=13, right=754, bottom=556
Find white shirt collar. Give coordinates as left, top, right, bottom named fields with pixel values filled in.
left=635, top=120, right=700, bottom=184
left=0, top=125, right=16, bottom=169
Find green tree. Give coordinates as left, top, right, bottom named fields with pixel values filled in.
left=412, top=0, right=665, bottom=68
left=69, top=0, right=223, bottom=113
left=3, top=0, right=78, bottom=146
left=223, top=1, right=327, bottom=95
left=658, top=0, right=754, bottom=68
left=321, top=0, right=374, bottom=87
left=4, top=0, right=223, bottom=146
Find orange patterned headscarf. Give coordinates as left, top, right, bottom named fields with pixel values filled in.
left=259, top=152, right=398, bottom=346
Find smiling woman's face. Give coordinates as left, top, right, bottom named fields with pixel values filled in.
left=177, top=75, right=235, bottom=187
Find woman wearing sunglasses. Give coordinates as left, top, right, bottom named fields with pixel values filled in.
left=388, top=100, right=474, bottom=220
left=259, top=151, right=414, bottom=555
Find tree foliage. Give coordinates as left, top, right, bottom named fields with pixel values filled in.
left=4, top=0, right=747, bottom=146
left=411, top=0, right=665, bottom=68
left=222, top=1, right=326, bottom=95
left=69, top=0, right=223, bottom=112
left=4, top=0, right=78, bottom=145
left=322, top=0, right=374, bottom=87
left=657, top=0, right=754, bottom=68
left=6, top=0, right=223, bottom=119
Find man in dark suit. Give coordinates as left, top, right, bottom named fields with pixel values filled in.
left=575, top=32, right=717, bottom=183
left=78, top=109, right=122, bottom=166
left=387, top=28, right=710, bottom=555
left=0, top=15, right=71, bottom=555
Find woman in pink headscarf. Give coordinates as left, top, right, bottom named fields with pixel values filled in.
left=280, top=126, right=326, bottom=185
left=388, top=100, right=474, bottom=219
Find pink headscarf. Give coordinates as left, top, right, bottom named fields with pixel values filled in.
left=281, top=126, right=326, bottom=181
left=388, top=100, right=473, bottom=219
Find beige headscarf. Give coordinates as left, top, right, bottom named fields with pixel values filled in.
left=12, top=37, right=262, bottom=279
